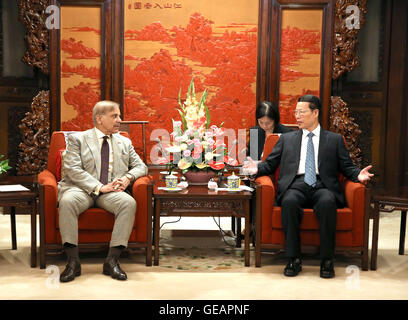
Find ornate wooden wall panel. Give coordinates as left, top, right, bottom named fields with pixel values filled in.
left=332, top=0, right=367, bottom=80
left=17, top=90, right=50, bottom=175
left=49, top=0, right=113, bottom=132
left=17, top=0, right=50, bottom=74
left=257, top=0, right=335, bottom=129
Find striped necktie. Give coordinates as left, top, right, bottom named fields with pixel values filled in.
left=304, top=132, right=317, bottom=187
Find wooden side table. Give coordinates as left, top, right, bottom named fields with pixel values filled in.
left=153, top=183, right=253, bottom=267
left=371, top=187, right=408, bottom=270
left=0, top=177, right=38, bottom=268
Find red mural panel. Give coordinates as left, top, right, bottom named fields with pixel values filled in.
left=60, top=7, right=101, bottom=131
left=278, top=10, right=323, bottom=124
left=124, top=9, right=258, bottom=162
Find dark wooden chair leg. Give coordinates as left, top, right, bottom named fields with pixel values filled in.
left=10, top=207, right=17, bottom=250
left=39, top=184, right=46, bottom=269
left=399, top=210, right=406, bottom=255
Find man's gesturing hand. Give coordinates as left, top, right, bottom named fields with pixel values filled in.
left=242, top=157, right=259, bottom=176
left=357, top=165, right=374, bottom=185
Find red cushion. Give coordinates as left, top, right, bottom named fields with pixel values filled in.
left=55, top=149, right=65, bottom=182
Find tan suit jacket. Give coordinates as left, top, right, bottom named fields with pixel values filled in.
left=58, top=128, right=147, bottom=198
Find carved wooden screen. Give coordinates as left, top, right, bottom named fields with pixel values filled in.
left=49, top=0, right=113, bottom=132
left=257, top=0, right=334, bottom=128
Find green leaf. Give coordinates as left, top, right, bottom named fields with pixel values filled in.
left=178, top=88, right=184, bottom=112
left=187, top=78, right=194, bottom=100
left=176, top=109, right=188, bottom=131
left=204, top=102, right=211, bottom=129
left=198, top=89, right=208, bottom=112
left=0, top=155, right=11, bottom=174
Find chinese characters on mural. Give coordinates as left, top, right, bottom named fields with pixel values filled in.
left=128, top=2, right=182, bottom=10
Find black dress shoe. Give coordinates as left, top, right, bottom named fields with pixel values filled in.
left=103, top=260, right=127, bottom=280
left=60, top=261, right=81, bottom=283
left=320, top=259, right=335, bottom=278
left=284, top=258, right=302, bottom=277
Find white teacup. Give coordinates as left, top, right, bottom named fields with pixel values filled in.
left=165, top=174, right=178, bottom=189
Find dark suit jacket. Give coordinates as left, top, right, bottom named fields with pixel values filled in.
left=247, top=124, right=292, bottom=160
left=257, top=128, right=361, bottom=207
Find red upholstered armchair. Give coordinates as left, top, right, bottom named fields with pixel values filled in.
left=38, top=131, right=153, bottom=269
left=254, top=134, right=370, bottom=270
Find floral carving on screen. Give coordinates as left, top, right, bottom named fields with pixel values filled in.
left=124, top=1, right=258, bottom=161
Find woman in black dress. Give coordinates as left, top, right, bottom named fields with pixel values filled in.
left=247, top=101, right=292, bottom=160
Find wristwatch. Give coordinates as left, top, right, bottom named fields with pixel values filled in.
left=125, top=173, right=134, bottom=182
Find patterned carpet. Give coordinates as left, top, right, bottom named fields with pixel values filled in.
left=157, top=245, right=247, bottom=272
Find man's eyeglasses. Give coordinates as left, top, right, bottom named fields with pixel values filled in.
left=293, top=109, right=309, bottom=116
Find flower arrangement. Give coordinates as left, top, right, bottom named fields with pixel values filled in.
left=159, top=78, right=238, bottom=174
left=0, top=155, right=12, bottom=175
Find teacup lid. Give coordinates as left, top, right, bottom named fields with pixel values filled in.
left=227, top=172, right=239, bottom=180
left=166, top=172, right=177, bottom=178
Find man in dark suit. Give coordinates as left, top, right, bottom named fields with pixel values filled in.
left=245, top=95, right=373, bottom=278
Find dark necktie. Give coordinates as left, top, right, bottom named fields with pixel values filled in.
left=304, top=132, right=317, bottom=187
left=100, top=136, right=109, bottom=185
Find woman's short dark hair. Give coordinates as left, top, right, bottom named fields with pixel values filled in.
left=256, top=101, right=280, bottom=124
left=298, top=95, right=322, bottom=113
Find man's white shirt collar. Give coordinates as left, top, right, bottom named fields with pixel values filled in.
left=302, top=124, right=321, bottom=139
left=94, top=127, right=110, bottom=139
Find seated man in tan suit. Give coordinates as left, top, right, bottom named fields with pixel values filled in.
left=58, top=100, right=147, bottom=282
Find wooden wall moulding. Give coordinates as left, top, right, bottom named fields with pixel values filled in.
left=329, top=96, right=362, bottom=166
left=17, top=0, right=49, bottom=74
left=17, top=90, right=50, bottom=175
left=332, top=0, right=367, bottom=80
left=257, top=0, right=335, bottom=129
left=49, top=0, right=115, bottom=132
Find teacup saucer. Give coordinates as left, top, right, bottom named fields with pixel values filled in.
left=162, top=187, right=182, bottom=192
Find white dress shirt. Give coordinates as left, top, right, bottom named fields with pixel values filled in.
left=297, top=125, right=320, bottom=175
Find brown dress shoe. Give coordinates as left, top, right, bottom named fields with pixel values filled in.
left=60, top=260, right=81, bottom=283
left=103, top=260, right=127, bottom=280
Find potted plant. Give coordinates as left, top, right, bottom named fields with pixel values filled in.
left=157, top=78, right=239, bottom=184
left=0, top=155, right=12, bottom=177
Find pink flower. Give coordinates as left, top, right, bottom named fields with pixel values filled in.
left=215, top=140, right=226, bottom=148
left=214, top=127, right=225, bottom=137
left=156, top=157, right=170, bottom=165
left=173, top=120, right=182, bottom=128
left=206, top=138, right=215, bottom=146
left=193, top=144, right=203, bottom=154
left=192, top=151, right=202, bottom=160
left=183, top=149, right=191, bottom=157
left=224, top=156, right=239, bottom=166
